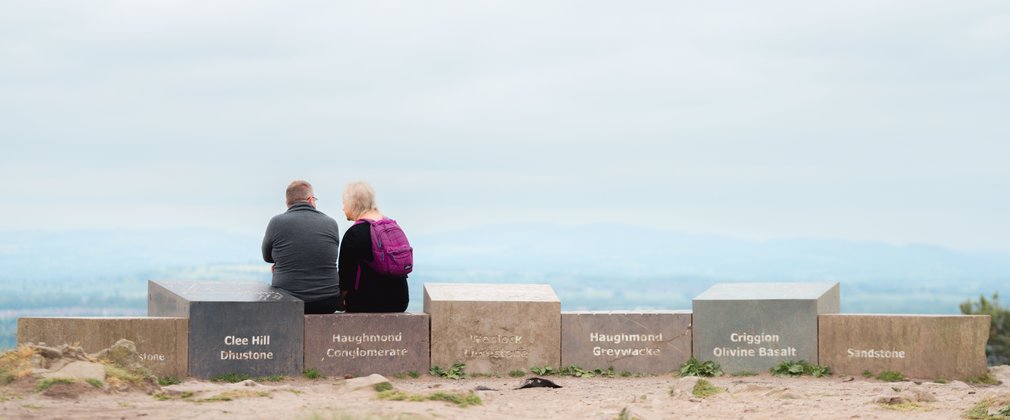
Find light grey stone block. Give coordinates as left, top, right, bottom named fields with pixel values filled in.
left=148, top=280, right=304, bottom=378
left=304, top=313, right=430, bottom=377
left=692, top=282, right=839, bottom=373
left=424, top=283, right=560, bottom=374
left=561, top=311, right=692, bottom=374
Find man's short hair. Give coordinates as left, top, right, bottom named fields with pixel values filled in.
left=286, top=180, right=314, bottom=206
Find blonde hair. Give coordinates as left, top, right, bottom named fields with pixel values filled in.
left=286, top=180, right=313, bottom=206
left=342, top=181, right=378, bottom=219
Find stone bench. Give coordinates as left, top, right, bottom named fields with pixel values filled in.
left=147, top=280, right=304, bottom=378
left=424, top=283, right=560, bottom=374
left=818, top=314, right=990, bottom=380
left=304, top=313, right=430, bottom=376
left=693, top=282, right=840, bottom=373
left=17, top=317, right=188, bottom=377
left=561, top=310, right=692, bottom=374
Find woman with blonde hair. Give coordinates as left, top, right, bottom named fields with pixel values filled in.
left=338, top=181, right=410, bottom=312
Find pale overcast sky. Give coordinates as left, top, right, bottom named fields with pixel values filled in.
left=1, top=1, right=1008, bottom=251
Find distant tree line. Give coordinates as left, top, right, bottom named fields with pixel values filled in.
left=961, top=292, right=1010, bottom=365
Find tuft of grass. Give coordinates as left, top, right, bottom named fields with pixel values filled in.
left=862, top=370, right=874, bottom=378
left=965, top=373, right=1000, bottom=386
left=430, top=363, right=466, bottom=380
left=210, top=373, right=252, bottom=383
left=373, top=382, right=393, bottom=392
left=1, top=346, right=38, bottom=383
left=770, top=360, right=831, bottom=378
left=392, top=372, right=406, bottom=380
left=508, top=369, right=525, bottom=378
left=85, top=379, right=104, bottom=388
left=933, top=378, right=947, bottom=384
left=198, top=390, right=270, bottom=403
left=257, top=374, right=284, bottom=382
left=377, top=389, right=482, bottom=407
left=876, top=371, right=905, bottom=382
left=303, top=369, right=324, bottom=380
left=878, top=401, right=925, bottom=412
left=36, top=378, right=75, bottom=392
left=428, top=391, right=482, bottom=407
left=678, top=357, right=723, bottom=377
left=407, top=371, right=420, bottom=379
left=158, top=376, right=182, bottom=386
left=620, top=371, right=633, bottom=378
left=731, top=371, right=758, bottom=377
left=691, top=379, right=722, bottom=398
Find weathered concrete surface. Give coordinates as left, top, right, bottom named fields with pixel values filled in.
left=819, top=314, right=990, bottom=380
left=692, top=282, right=840, bottom=373
left=304, top=313, right=430, bottom=377
left=561, top=311, right=692, bottom=374
left=148, top=280, right=304, bottom=378
left=424, top=283, right=560, bottom=374
left=17, top=317, right=188, bottom=377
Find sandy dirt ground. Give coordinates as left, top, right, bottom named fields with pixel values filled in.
left=2, top=366, right=1010, bottom=420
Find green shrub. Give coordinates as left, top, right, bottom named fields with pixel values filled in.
left=530, top=366, right=554, bottom=376
left=770, top=360, right=830, bottom=378
left=408, top=371, right=420, bottom=379
left=303, top=369, right=324, bottom=380
left=961, top=292, right=1010, bottom=365
left=373, top=382, right=393, bottom=392
left=430, top=363, right=465, bottom=380
left=678, top=357, right=723, bottom=377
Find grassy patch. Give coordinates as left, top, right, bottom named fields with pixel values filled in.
left=430, top=363, right=466, bottom=380
left=158, top=376, right=182, bottom=386
left=303, top=369, right=324, bottom=380
left=530, top=365, right=615, bottom=378
left=210, top=373, right=252, bottom=383
left=934, top=378, right=948, bottom=384
left=964, top=396, right=1010, bottom=419
left=154, top=391, right=195, bottom=401
left=257, top=375, right=285, bottom=382
left=408, top=371, right=420, bottom=379
left=966, top=373, right=1001, bottom=386
left=691, top=379, right=722, bottom=398
left=678, top=357, right=722, bottom=377
left=0, top=346, right=36, bottom=383
left=36, top=378, right=75, bottom=392
left=878, top=401, right=926, bottom=411
left=876, top=371, right=905, bottom=382
left=770, top=360, right=831, bottom=378
left=85, top=379, right=104, bottom=388
left=105, top=365, right=147, bottom=383
left=198, top=390, right=270, bottom=403
left=377, top=389, right=482, bottom=407
left=373, top=382, right=393, bottom=392
left=731, top=371, right=758, bottom=377
left=508, top=369, right=525, bottom=378
left=862, top=370, right=874, bottom=378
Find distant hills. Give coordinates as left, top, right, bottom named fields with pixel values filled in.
left=1, top=223, right=1007, bottom=315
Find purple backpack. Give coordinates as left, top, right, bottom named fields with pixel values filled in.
left=353, top=218, right=414, bottom=279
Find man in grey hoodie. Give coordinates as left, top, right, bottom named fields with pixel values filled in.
left=262, top=180, right=343, bottom=314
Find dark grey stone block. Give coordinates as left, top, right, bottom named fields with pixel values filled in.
left=148, top=280, right=304, bottom=378
left=561, top=311, right=692, bottom=374
left=692, top=282, right=839, bottom=374
left=304, top=313, right=430, bottom=377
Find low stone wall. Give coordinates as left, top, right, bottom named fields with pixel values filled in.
left=818, top=314, right=990, bottom=380
left=304, top=313, right=430, bottom=376
left=561, top=311, right=692, bottom=374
